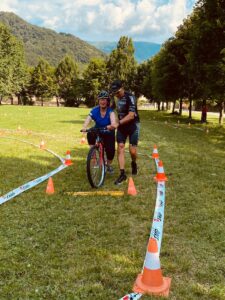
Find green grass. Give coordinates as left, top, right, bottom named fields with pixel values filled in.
left=0, top=105, right=224, bottom=300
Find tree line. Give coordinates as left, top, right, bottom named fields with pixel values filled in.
left=0, top=0, right=224, bottom=124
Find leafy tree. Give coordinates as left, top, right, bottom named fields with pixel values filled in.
left=107, top=36, right=137, bottom=90
left=30, top=58, right=56, bottom=106
left=190, top=0, right=225, bottom=123
left=55, top=55, right=79, bottom=106
left=82, top=58, right=107, bottom=107
left=0, top=23, right=28, bottom=104
left=133, top=60, right=153, bottom=101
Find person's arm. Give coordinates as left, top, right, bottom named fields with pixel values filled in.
left=119, top=94, right=136, bottom=125
left=82, top=115, right=92, bottom=131
left=107, top=111, right=119, bottom=130
left=119, top=111, right=135, bottom=125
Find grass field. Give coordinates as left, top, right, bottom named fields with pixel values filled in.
left=0, top=105, right=224, bottom=300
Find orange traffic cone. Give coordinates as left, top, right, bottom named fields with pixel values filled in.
left=80, top=136, right=86, bottom=144
left=64, top=150, right=73, bottom=166
left=133, top=237, right=171, bottom=297
left=46, top=177, right=55, bottom=194
left=40, top=140, right=46, bottom=149
left=154, top=160, right=167, bottom=182
left=127, top=177, right=137, bottom=196
left=152, top=144, right=159, bottom=159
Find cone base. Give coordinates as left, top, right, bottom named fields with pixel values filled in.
left=46, top=190, right=54, bottom=195
left=152, top=154, right=159, bottom=159
left=127, top=189, right=137, bottom=196
left=154, top=176, right=168, bottom=182
left=64, top=162, right=73, bottom=166
left=133, top=273, right=171, bottom=297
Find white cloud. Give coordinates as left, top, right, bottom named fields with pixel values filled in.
left=0, top=0, right=197, bottom=43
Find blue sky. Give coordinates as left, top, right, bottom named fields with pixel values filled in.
left=0, top=0, right=197, bottom=43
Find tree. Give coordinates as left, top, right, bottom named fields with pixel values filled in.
left=30, top=58, right=56, bottom=106
left=0, top=23, right=28, bottom=104
left=55, top=55, right=79, bottom=106
left=107, top=36, right=137, bottom=90
left=82, top=58, right=107, bottom=107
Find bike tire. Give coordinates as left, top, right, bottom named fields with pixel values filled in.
left=87, top=146, right=105, bottom=188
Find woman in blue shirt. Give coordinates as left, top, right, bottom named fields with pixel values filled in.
left=82, top=91, right=118, bottom=173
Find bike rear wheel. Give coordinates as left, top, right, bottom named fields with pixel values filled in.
left=87, top=146, right=105, bottom=188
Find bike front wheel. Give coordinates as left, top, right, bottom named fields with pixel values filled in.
left=87, top=146, right=105, bottom=188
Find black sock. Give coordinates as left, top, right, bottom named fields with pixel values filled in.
left=120, top=169, right=125, bottom=175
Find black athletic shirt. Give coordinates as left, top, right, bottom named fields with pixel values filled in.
left=117, top=91, right=140, bottom=123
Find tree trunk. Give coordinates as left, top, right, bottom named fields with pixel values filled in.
left=219, top=100, right=224, bottom=125
left=188, top=98, right=192, bottom=119
left=166, top=101, right=169, bottom=110
left=161, top=102, right=164, bottom=111
left=11, top=96, right=14, bottom=105
left=0, top=96, right=2, bottom=105
left=179, top=99, right=183, bottom=115
left=157, top=101, right=160, bottom=111
left=56, top=97, right=60, bottom=107
left=172, top=101, right=176, bottom=113
left=18, top=94, right=22, bottom=105
left=41, top=99, right=43, bottom=106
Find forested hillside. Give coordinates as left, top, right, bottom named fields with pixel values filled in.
left=0, top=12, right=105, bottom=66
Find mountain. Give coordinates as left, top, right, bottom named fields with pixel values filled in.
left=0, top=12, right=106, bottom=66
left=88, top=41, right=161, bottom=63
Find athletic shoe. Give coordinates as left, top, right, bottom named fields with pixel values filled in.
left=114, top=173, right=127, bottom=185
left=131, top=161, right=137, bottom=175
left=106, top=165, right=114, bottom=174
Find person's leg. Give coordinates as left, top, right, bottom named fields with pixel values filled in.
left=87, top=131, right=96, bottom=147
left=129, top=123, right=140, bottom=175
left=103, top=133, right=115, bottom=174
left=117, top=143, right=125, bottom=170
left=114, top=129, right=127, bottom=185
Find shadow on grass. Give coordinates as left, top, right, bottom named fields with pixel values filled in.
left=58, top=119, right=84, bottom=124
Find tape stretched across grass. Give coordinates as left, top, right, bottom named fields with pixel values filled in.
left=119, top=149, right=167, bottom=299
left=0, top=137, right=67, bottom=205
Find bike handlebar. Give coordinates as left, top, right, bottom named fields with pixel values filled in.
left=80, top=127, right=110, bottom=134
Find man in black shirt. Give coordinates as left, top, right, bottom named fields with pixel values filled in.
left=110, top=80, right=140, bottom=185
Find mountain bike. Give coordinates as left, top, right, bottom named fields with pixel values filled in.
left=81, top=127, right=109, bottom=188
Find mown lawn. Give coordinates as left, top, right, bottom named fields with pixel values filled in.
left=0, top=105, right=224, bottom=300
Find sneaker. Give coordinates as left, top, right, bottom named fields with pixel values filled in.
left=114, top=173, right=127, bottom=185
left=106, top=165, right=114, bottom=174
left=131, top=161, right=137, bottom=175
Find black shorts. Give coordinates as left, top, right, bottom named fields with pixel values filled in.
left=116, top=122, right=140, bottom=146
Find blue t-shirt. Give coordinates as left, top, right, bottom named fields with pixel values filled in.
left=89, top=106, right=113, bottom=128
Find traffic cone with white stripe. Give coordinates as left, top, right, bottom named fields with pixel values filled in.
left=152, top=144, right=159, bottom=159
left=133, top=237, right=171, bottom=297
left=154, top=160, right=167, bottom=182
left=64, top=150, right=73, bottom=166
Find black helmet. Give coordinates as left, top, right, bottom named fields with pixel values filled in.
left=98, top=90, right=109, bottom=99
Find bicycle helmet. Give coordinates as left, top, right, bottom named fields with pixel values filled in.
left=97, top=90, right=109, bottom=99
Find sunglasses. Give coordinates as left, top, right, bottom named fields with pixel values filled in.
left=114, top=88, right=122, bottom=95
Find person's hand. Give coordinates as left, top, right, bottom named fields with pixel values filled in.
left=106, top=125, right=114, bottom=130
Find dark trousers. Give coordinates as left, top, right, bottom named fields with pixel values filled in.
left=87, top=132, right=115, bottom=161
